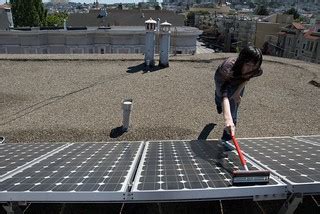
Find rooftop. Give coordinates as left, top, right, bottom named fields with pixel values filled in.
left=67, top=9, right=185, bottom=27
left=292, top=22, right=305, bottom=30
left=0, top=54, right=319, bottom=143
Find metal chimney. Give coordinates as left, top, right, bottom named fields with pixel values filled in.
left=159, top=21, right=172, bottom=68
left=157, top=18, right=160, bottom=32
left=64, top=19, right=67, bottom=30
left=122, top=99, right=133, bottom=132
left=144, top=18, right=157, bottom=67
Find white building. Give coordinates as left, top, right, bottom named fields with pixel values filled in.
left=0, top=26, right=202, bottom=55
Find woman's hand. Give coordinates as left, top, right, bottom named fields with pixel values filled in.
left=225, top=120, right=235, bottom=137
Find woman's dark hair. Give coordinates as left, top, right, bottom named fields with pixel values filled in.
left=232, top=46, right=263, bottom=78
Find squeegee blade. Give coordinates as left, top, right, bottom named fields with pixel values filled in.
left=232, top=170, right=270, bottom=186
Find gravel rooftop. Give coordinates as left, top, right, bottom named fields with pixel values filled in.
left=0, top=54, right=319, bottom=143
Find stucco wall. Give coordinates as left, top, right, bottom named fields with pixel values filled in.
left=0, top=28, right=201, bottom=54
left=255, top=22, right=284, bottom=48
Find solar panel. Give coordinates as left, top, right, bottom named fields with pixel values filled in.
left=295, top=135, right=320, bottom=145
left=231, top=137, right=320, bottom=194
left=131, top=140, right=286, bottom=201
left=0, top=143, right=66, bottom=178
left=0, top=142, right=143, bottom=202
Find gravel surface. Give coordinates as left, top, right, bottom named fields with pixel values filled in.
left=0, top=54, right=319, bottom=143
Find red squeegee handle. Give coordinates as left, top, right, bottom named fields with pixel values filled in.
left=231, top=135, right=247, bottom=167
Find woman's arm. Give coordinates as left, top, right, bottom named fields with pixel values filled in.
left=222, top=97, right=235, bottom=136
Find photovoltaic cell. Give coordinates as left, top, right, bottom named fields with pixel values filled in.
left=234, top=137, right=320, bottom=193
left=0, top=143, right=65, bottom=177
left=133, top=140, right=279, bottom=192
left=0, top=142, right=142, bottom=201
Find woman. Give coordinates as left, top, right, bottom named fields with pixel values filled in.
left=214, top=46, right=263, bottom=147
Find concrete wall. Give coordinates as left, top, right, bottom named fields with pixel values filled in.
left=0, top=28, right=201, bottom=54
left=276, top=14, right=294, bottom=24
left=264, top=14, right=293, bottom=24
left=255, top=22, right=284, bottom=48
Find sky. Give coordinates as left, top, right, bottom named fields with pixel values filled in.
left=0, top=0, right=146, bottom=4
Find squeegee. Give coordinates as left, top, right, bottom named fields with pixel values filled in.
left=230, top=135, right=270, bottom=186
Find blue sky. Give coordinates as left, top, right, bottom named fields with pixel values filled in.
left=0, top=0, right=145, bottom=4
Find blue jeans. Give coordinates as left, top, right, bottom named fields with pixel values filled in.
left=215, top=89, right=244, bottom=141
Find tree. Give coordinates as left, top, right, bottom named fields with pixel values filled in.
left=186, top=11, right=195, bottom=26
left=10, top=0, right=47, bottom=27
left=155, top=5, right=161, bottom=11
left=255, top=5, right=269, bottom=16
left=248, top=1, right=256, bottom=9
left=46, top=12, right=68, bottom=27
left=34, top=0, right=46, bottom=26
left=284, top=8, right=300, bottom=20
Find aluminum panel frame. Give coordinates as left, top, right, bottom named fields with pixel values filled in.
left=131, top=185, right=287, bottom=202
left=0, top=191, right=127, bottom=202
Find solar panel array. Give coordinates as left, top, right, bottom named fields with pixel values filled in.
left=233, top=137, right=320, bottom=193
left=1, top=136, right=320, bottom=202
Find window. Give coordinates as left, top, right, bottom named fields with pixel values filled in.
left=303, top=43, right=306, bottom=49
left=100, top=48, right=105, bottom=54
left=310, top=42, right=314, bottom=51
left=306, top=41, right=310, bottom=50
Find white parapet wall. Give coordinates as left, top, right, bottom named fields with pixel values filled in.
left=0, top=26, right=202, bottom=54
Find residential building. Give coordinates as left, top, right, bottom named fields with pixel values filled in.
left=263, top=21, right=320, bottom=64
left=277, top=22, right=320, bottom=63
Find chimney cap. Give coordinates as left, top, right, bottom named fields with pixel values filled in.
left=145, top=18, right=157, bottom=24
left=160, top=21, right=172, bottom=26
